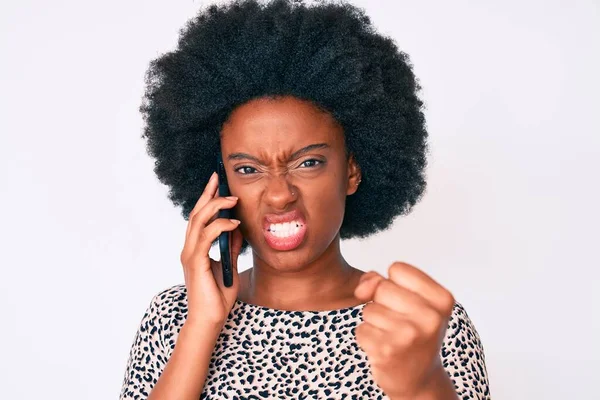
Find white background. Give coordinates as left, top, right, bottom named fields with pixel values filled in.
left=1, top=0, right=598, bottom=398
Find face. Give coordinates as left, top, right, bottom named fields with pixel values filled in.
left=220, top=95, right=361, bottom=271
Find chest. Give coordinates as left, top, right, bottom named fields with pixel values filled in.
left=199, top=312, right=389, bottom=399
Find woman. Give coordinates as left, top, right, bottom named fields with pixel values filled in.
left=119, top=0, right=490, bottom=399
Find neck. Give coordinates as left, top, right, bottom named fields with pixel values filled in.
left=240, top=235, right=364, bottom=311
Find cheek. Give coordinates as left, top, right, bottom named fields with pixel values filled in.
left=231, top=201, right=258, bottom=237
left=307, top=183, right=347, bottom=229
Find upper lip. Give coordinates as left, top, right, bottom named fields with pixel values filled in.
left=263, top=209, right=306, bottom=227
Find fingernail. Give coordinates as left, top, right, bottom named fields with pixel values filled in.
left=210, top=171, right=217, bottom=181
left=231, top=219, right=241, bottom=224
left=226, top=196, right=238, bottom=201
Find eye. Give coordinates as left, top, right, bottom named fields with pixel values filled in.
left=235, top=166, right=258, bottom=175
left=299, top=159, right=322, bottom=168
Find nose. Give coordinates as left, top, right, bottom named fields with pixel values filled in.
left=263, top=174, right=297, bottom=210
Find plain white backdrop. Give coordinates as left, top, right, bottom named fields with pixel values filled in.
left=1, top=0, right=598, bottom=398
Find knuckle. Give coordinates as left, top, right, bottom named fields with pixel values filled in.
left=372, top=283, right=386, bottom=303
left=388, top=261, right=407, bottom=274
left=423, top=308, right=443, bottom=333
left=198, top=229, right=209, bottom=244
left=187, top=251, right=206, bottom=270
left=361, top=303, right=374, bottom=320
left=205, top=202, right=223, bottom=217
left=204, top=219, right=228, bottom=238
left=395, top=323, right=419, bottom=348
left=179, top=251, right=188, bottom=265
left=361, top=270, right=378, bottom=281
left=189, top=207, right=201, bottom=221
left=400, top=323, right=419, bottom=345
left=374, top=279, right=391, bottom=297
left=440, top=290, right=456, bottom=314
left=380, top=342, right=396, bottom=359
left=380, top=279, right=394, bottom=290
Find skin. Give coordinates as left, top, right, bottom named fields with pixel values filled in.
left=353, top=263, right=458, bottom=399
left=219, top=95, right=365, bottom=311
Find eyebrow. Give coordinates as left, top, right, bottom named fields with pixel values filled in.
left=227, top=143, right=330, bottom=163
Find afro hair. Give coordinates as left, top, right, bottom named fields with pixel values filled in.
left=140, top=0, right=429, bottom=251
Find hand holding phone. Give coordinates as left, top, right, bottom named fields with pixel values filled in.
left=179, top=165, right=242, bottom=328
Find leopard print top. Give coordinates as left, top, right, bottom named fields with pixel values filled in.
left=119, top=284, right=490, bottom=399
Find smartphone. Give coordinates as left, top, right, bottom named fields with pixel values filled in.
left=217, top=152, right=234, bottom=287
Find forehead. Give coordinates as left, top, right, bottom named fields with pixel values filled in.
left=220, top=96, right=344, bottom=152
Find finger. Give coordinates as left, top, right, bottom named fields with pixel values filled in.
left=357, top=276, right=446, bottom=335
left=202, top=203, right=223, bottom=229
left=192, top=218, right=241, bottom=260
left=354, top=321, right=387, bottom=356
left=354, top=272, right=385, bottom=301
left=388, top=262, right=455, bottom=314
left=185, top=172, right=218, bottom=240
left=357, top=276, right=430, bottom=316
left=186, top=196, right=238, bottom=249
left=361, top=301, right=404, bottom=332
left=376, top=279, right=432, bottom=315
left=188, top=172, right=219, bottom=221
left=358, top=270, right=381, bottom=284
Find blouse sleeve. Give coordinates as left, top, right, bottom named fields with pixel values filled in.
left=119, top=294, right=168, bottom=399
left=441, top=302, right=491, bottom=400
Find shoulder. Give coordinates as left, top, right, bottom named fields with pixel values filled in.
left=442, top=301, right=491, bottom=398
left=151, top=283, right=187, bottom=311
left=445, top=301, right=484, bottom=346
left=119, top=284, right=187, bottom=398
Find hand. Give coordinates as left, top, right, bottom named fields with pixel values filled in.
left=353, top=262, right=457, bottom=399
left=180, top=171, right=244, bottom=329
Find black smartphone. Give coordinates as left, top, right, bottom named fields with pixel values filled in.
left=217, top=152, right=234, bottom=287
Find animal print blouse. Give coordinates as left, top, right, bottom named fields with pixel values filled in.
left=119, top=284, right=490, bottom=399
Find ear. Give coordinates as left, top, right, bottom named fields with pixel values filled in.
left=346, top=153, right=362, bottom=196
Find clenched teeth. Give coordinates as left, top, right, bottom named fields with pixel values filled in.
left=268, top=221, right=304, bottom=238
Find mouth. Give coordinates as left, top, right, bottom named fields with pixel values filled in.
left=262, top=209, right=307, bottom=251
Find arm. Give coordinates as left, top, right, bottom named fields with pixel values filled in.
left=437, top=302, right=491, bottom=400
left=391, top=302, right=490, bottom=400
left=146, top=321, right=221, bottom=400
left=390, top=366, right=458, bottom=400
left=119, top=293, right=221, bottom=400
left=119, top=294, right=166, bottom=399
left=354, top=266, right=490, bottom=400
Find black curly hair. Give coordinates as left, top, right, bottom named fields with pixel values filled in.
left=140, top=0, right=429, bottom=252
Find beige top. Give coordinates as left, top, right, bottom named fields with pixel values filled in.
left=119, top=284, right=490, bottom=399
